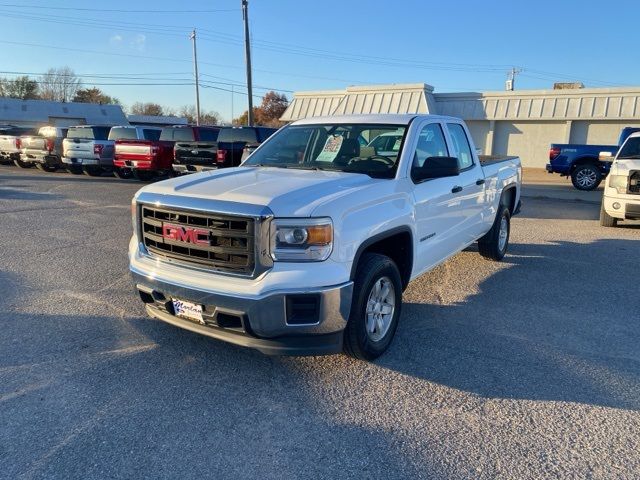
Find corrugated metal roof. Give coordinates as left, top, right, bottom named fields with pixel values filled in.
left=281, top=83, right=435, bottom=121
left=433, top=87, right=640, bottom=121
left=0, top=97, right=128, bottom=126
left=127, top=114, right=188, bottom=126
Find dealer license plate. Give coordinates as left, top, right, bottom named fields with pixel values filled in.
left=172, top=299, right=204, bottom=324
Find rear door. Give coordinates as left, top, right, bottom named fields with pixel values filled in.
left=410, top=121, right=466, bottom=273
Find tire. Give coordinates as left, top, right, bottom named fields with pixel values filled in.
left=133, top=170, right=156, bottom=182
left=66, top=166, right=83, bottom=175
left=113, top=167, right=133, bottom=179
left=571, top=164, right=602, bottom=191
left=599, top=201, right=618, bottom=227
left=478, top=205, right=511, bottom=261
left=83, top=166, right=103, bottom=177
left=343, top=253, right=402, bottom=361
left=13, top=159, right=33, bottom=168
left=36, top=163, right=57, bottom=172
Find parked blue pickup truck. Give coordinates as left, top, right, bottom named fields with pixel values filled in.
left=546, top=127, right=640, bottom=190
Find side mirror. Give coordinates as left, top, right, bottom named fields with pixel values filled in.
left=413, top=156, right=460, bottom=182
left=599, top=151, right=615, bottom=162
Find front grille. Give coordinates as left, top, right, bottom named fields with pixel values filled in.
left=140, top=205, right=255, bottom=275
left=629, top=171, right=640, bottom=194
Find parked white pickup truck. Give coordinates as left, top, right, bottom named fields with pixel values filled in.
left=600, top=132, right=640, bottom=226
left=62, top=125, right=114, bottom=176
left=129, top=114, right=522, bottom=359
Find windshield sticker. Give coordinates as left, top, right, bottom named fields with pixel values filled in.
left=315, top=134, right=344, bottom=162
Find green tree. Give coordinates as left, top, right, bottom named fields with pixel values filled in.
left=0, top=76, right=40, bottom=99
left=72, top=87, right=119, bottom=105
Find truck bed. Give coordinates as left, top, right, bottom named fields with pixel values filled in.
left=478, top=155, right=519, bottom=166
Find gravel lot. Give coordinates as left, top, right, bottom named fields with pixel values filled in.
left=1, top=167, right=639, bottom=480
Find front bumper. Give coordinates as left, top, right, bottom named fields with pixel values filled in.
left=131, top=267, right=353, bottom=356
left=603, top=192, right=640, bottom=220
left=62, top=156, right=107, bottom=167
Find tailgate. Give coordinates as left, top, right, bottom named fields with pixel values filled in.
left=63, top=138, right=96, bottom=158
left=21, top=136, right=46, bottom=154
left=115, top=141, right=153, bottom=158
left=174, top=141, right=217, bottom=166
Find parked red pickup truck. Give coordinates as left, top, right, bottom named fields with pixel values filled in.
left=114, top=125, right=219, bottom=181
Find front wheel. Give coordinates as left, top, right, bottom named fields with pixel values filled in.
left=343, top=253, right=402, bottom=361
left=13, top=159, right=33, bottom=168
left=599, top=202, right=618, bottom=227
left=571, top=164, right=602, bottom=191
left=478, top=205, right=511, bottom=261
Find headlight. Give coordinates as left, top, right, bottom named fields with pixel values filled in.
left=270, top=218, right=333, bottom=262
left=608, top=175, right=628, bottom=194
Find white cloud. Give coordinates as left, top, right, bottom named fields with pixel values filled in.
left=131, top=34, right=146, bottom=52
left=109, top=34, right=123, bottom=45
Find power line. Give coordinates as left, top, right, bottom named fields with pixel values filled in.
left=0, top=3, right=236, bottom=13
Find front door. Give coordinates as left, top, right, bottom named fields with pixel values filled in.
left=411, top=122, right=467, bottom=275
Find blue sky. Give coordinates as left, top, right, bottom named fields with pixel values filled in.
left=1, top=0, right=637, bottom=121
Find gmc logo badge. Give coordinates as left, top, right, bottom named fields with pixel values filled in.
left=162, top=223, right=209, bottom=245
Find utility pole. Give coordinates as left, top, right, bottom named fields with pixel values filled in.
left=190, top=29, right=201, bottom=125
left=505, top=67, right=522, bottom=91
left=231, top=85, right=234, bottom=125
left=241, top=0, right=254, bottom=126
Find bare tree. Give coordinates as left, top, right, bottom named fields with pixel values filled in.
left=39, top=67, right=82, bottom=102
left=179, top=105, right=221, bottom=125
left=130, top=102, right=164, bottom=116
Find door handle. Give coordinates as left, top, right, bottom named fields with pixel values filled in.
left=476, top=179, right=485, bottom=185
left=451, top=186, right=463, bottom=193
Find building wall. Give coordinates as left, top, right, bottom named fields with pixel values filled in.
left=492, top=121, right=567, bottom=168
left=569, top=121, right=640, bottom=145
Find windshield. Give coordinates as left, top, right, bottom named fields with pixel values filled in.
left=67, top=126, right=110, bottom=140
left=617, top=137, right=640, bottom=159
left=242, top=123, right=407, bottom=178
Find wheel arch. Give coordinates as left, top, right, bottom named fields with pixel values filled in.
left=350, top=226, right=413, bottom=291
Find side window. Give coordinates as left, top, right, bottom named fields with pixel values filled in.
left=411, top=123, right=449, bottom=171
left=447, top=123, right=473, bottom=170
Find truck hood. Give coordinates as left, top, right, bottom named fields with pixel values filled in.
left=611, top=159, right=640, bottom=176
left=138, top=166, right=381, bottom=217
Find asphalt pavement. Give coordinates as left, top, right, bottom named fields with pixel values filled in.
left=1, top=167, right=639, bottom=479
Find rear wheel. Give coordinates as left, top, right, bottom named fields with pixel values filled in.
left=13, top=159, right=33, bottom=168
left=133, top=170, right=156, bottom=182
left=571, top=164, right=602, bottom=191
left=83, top=166, right=103, bottom=177
left=478, top=205, right=511, bottom=261
left=113, top=167, right=133, bottom=179
left=343, top=253, right=402, bottom=361
left=36, top=163, right=57, bottom=172
left=66, top=165, right=83, bottom=175
left=599, top=201, right=618, bottom=227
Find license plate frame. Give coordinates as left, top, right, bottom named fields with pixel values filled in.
left=171, top=299, right=204, bottom=324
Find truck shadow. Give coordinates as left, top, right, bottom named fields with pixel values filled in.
left=0, top=187, right=62, bottom=201
left=517, top=197, right=600, bottom=220
left=383, top=239, right=640, bottom=411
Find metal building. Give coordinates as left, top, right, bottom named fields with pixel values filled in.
left=0, top=97, right=129, bottom=127
left=281, top=83, right=640, bottom=168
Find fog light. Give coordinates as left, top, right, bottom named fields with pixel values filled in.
left=612, top=202, right=621, bottom=210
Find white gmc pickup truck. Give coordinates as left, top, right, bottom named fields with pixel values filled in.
left=129, top=114, right=521, bottom=360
